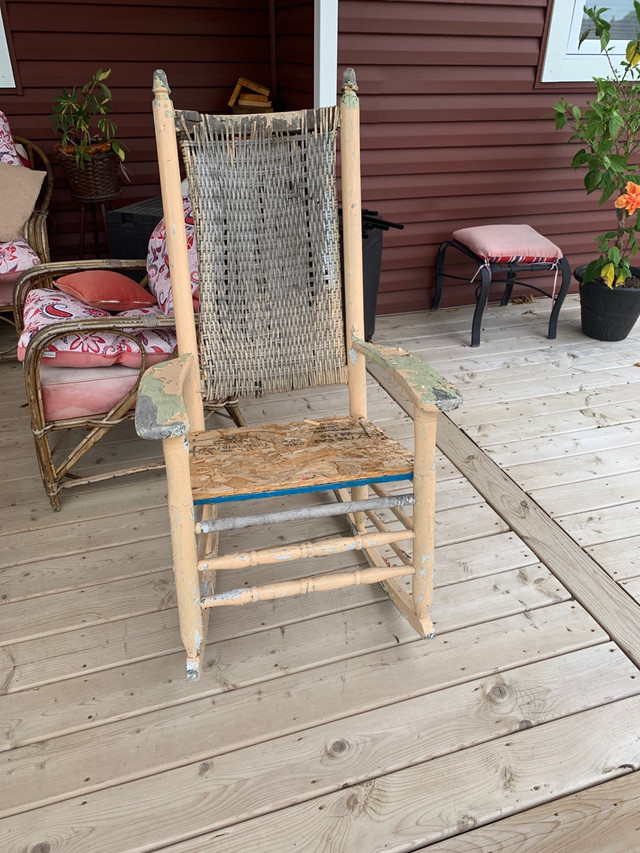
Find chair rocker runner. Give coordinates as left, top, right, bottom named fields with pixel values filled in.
left=136, top=68, right=462, bottom=681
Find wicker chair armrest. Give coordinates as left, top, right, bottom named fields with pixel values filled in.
left=13, top=259, right=148, bottom=333
left=26, top=210, right=51, bottom=264
left=353, top=338, right=462, bottom=413
left=135, top=353, right=195, bottom=440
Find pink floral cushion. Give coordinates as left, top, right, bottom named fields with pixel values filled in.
left=116, top=305, right=178, bottom=368
left=0, top=239, right=41, bottom=306
left=17, top=289, right=177, bottom=368
left=452, top=224, right=563, bottom=264
left=0, top=111, right=21, bottom=166
left=147, top=196, right=199, bottom=315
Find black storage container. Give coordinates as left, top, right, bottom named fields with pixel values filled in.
left=340, top=209, right=403, bottom=341
left=107, top=196, right=164, bottom=261
left=361, top=220, right=384, bottom=341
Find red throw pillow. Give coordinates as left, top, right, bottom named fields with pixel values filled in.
left=55, top=270, right=157, bottom=311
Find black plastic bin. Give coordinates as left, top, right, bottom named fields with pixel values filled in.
left=107, top=196, right=164, bottom=278
left=340, top=209, right=403, bottom=341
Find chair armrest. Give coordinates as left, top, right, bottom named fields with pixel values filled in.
left=135, top=353, right=194, bottom=440
left=353, top=338, right=462, bottom=413
left=13, top=258, right=148, bottom=333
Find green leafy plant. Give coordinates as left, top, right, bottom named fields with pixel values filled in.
left=50, top=68, right=127, bottom=169
left=553, top=3, right=640, bottom=287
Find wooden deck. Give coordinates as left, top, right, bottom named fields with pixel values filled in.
left=1, top=294, right=640, bottom=852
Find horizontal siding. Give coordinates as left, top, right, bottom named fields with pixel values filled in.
left=339, top=0, right=607, bottom=314
left=3, top=0, right=271, bottom=259
left=275, top=1, right=314, bottom=110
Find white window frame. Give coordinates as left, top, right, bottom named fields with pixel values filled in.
left=314, top=0, right=338, bottom=108
left=0, top=1, right=16, bottom=89
left=541, top=0, right=633, bottom=83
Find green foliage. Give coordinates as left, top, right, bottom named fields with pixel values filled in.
left=554, top=4, right=640, bottom=286
left=50, top=68, right=127, bottom=169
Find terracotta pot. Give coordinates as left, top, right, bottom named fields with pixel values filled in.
left=574, top=264, right=640, bottom=341
left=55, top=144, right=121, bottom=203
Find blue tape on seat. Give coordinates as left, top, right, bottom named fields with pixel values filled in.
left=193, top=473, right=414, bottom=506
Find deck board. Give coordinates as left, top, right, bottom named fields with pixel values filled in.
left=1, top=295, right=640, bottom=851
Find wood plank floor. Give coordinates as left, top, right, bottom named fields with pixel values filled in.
left=1, top=295, right=640, bottom=852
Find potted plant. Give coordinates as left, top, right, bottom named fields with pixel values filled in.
left=50, top=68, right=127, bottom=203
left=553, top=3, right=640, bottom=341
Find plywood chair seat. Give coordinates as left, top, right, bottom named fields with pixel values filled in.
left=189, top=416, right=412, bottom=503
left=136, top=69, right=462, bottom=680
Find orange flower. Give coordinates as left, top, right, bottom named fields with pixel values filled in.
left=614, top=182, right=640, bottom=214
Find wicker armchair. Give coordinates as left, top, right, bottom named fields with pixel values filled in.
left=0, top=135, right=54, bottom=355
left=15, top=259, right=245, bottom=511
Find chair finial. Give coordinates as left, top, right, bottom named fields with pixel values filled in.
left=342, top=68, right=358, bottom=92
left=153, top=69, right=170, bottom=94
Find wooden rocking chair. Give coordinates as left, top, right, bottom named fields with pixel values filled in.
left=136, top=68, right=462, bottom=681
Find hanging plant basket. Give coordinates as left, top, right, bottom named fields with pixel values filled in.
left=575, top=264, right=640, bottom=341
left=55, top=143, right=121, bottom=202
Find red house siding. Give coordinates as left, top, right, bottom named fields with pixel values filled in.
left=2, top=0, right=273, bottom=258
left=338, top=0, right=607, bottom=313
left=275, top=0, right=314, bottom=110
left=1, top=0, right=611, bottom=315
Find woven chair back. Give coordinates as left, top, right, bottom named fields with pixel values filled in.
left=177, top=107, right=348, bottom=400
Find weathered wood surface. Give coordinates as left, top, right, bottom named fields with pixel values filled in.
left=1, top=296, right=640, bottom=851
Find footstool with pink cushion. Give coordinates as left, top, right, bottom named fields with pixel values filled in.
left=432, top=224, right=571, bottom=347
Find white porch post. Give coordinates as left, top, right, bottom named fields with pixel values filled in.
left=314, top=0, right=339, bottom=107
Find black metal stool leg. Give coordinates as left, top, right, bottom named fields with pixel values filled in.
left=432, top=241, right=451, bottom=310
left=500, top=267, right=516, bottom=306
left=548, top=256, right=571, bottom=339
left=471, top=265, right=491, bottom=347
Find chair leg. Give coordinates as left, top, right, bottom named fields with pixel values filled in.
left=225, top=399, right=247, bottom=428
left=500, top=268, right=516, bottom=306
left=410, top=405, right=438, bottom=636
left=431, top=241, right=451, bottom=310
left=471, top=266, right=491, bottom=347
left=548, top=257, right=571, bottom=340
left=163, top=433, right=205, bottom=681
left=31, top=430, right=62, bottom=511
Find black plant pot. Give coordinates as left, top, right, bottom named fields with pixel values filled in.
left=574, top=264, right=640, bottom=341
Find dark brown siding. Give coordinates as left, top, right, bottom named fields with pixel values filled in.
left=275, top=0, right=314, bottom=110
left=2, top=0, right=271, bottom=258
left=339, top=0, right=605, bottom=314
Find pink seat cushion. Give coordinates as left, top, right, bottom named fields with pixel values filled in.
left=17, top=289, right=177, bottom=367
left=39, top=364, right=140, bottom=420
left=452, top=224, right=562, bottom=264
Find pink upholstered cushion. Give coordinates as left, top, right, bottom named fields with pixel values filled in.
left=17, top=289, right=177, bottom=368
left=55, top=270, right=157, bottom=311
left=0, top=111, right=21, bottom=166
left=147, top=196, right=199, bottom=315
left=116, top=306, right=178, bottom=367
left=17, top=289, right=114, bottom=365
left=0, top=240, right=41, bottom=304
left=39, top=364, right=141, bottom=420
left=452, top=224, right=562, bottom=264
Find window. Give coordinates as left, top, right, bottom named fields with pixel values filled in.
left=541, top=0, right=637, bottom=83
left=0, top=0, right=17, bottom=91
